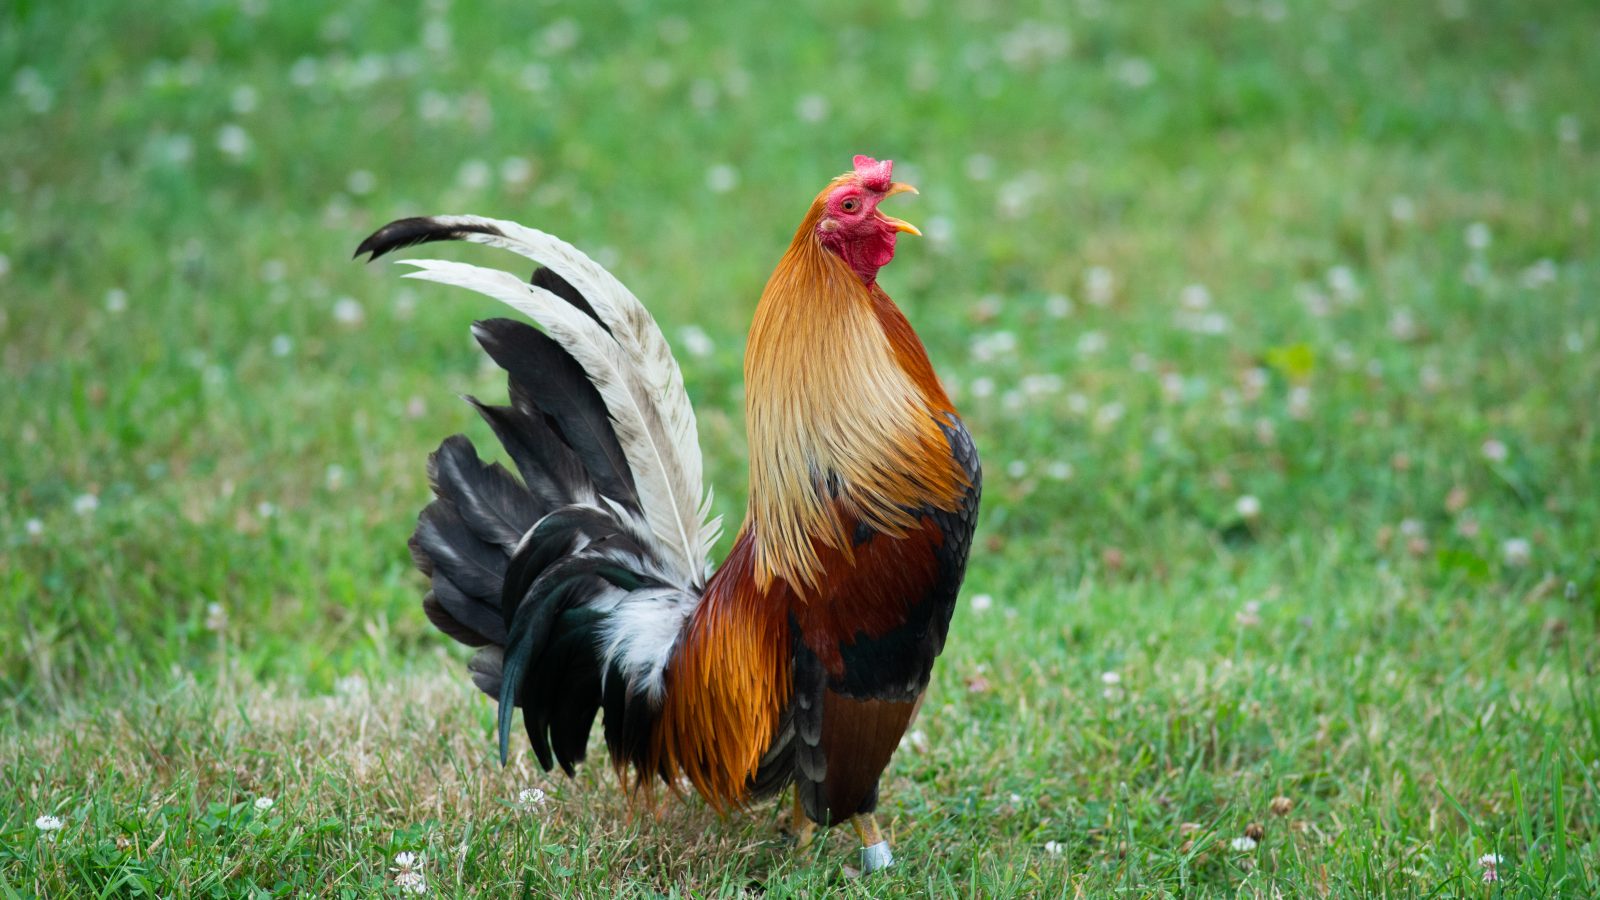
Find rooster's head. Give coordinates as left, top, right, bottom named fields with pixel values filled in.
left=815, top=155, right=919, bottom=285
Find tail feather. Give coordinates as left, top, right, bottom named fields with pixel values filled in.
left=467, top=646, right=504, bottom=695
left=464, top=397, right=591, bottom=512
left=472, top=317, right=639, bottom=511
left=411, top=502, right=506, bottom=601
left=400, top=256, right=712, bottom=585
left=366, top=216, right=716, bottom=778
left=423, top=580, right=503, bottom=647
left=497, top=551, right=674, bottom=765
left=358, top=213, right=719, bottom=585
left=428, top=434, right=541, bottom=551
left=363, top=215, right=717, bottom=782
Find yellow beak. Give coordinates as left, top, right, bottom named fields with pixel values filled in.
left=881, top=182, right=921, bottom=235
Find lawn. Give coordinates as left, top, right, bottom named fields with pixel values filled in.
left=2, top=0, right=1598, bottom=895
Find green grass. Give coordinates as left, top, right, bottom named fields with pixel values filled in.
left=3, top=0, right=1598, bottom=894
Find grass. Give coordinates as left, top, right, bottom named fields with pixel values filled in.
left=2, top=0, right=1598, bottom=894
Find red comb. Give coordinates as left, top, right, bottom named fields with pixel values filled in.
left=852, top=155, right=894, bottom=191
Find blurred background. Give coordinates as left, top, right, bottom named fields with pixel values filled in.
left=1, top=0, right=1597, bottom=890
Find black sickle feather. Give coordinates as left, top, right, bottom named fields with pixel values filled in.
left=497, top=557, right=623, bottom=764
left=411, top=501, right=505, bottom=600
left=532, top=266, right=611, bottom=335
left=467, top=646, right=504, bottom=697
left=426, top=573, right=507, bottom=646
left=464, top=398, right=591, bottom=512
left=423, top=588, right=494, bottom=648
left=352, top=218, right=608, bottom=334
left=429, top=435, right=543, bottom=551
left=473, top=318, right=640, bottom=510
left=353, top=216, right=508, bottom=261
left=501, top=506, right=623, bottom=625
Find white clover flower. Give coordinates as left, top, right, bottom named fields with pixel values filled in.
left=1045, top=461, right=1073, bottom=480
left=332, top=297, right=365, bottom=326
left=395, top=871, right=427, bottom=894
left=254, top=796, right=274, bottom=811
left=970, top=593, right=993, bottom=613
left=517, top=787, right=547, bottom=810
left=1044, top=294, right=1073, bottom=318
left=1327, top=265, right=1360, bottom=301
left=1501, top=538, right=1531, bottom=567
left=1020, top=374, right=1063, bottom=396
left=539, top=17, right=580, bottom=53
left=500, top=157, right=532, bottom=186
left=1465, top=222, right=1492, bottom=251
left=216, top=124, right=251, bottom=159
left=289, top=57, right=318, bottom=86
left=456, top=159, right=491, bottom=191
left=678, top=325, right=714, bottom=359
left=205, top=602, right=228, bottom=632
left=1387, top=308, right=1418, bottom=341
left=25, top=518, right=44, bottom=537
left=899, top=729, right=928, bottom=753
left=1478, top=853, right=1503, bottom=883
left=1235, top=494, right=1262, bottom=520
left=230, top=84, right=259, bottom=114
left=1520, top=258, right=1558, bottom=289
left=270, top=334, right=293, bottom=357
left=105, top=288, right=129, bottom=313
left=1093, top=402, right=1125, bottom=431
left=73, top=493, right=99, bottom=516
left=795, top=94, right=828, bottom=123
left=1100, top=671, right=1121, bottom=686
left=393, top=851, right=422, bottom=871
left=35, top=815, right=64, bottom=831
left=1113, top=57, right=1155, bottom=88
left=705, top=164, right=738, bottom=194
left=970, top=330, right=1017, bottom=363
left=1287, top=386, right=1312, bottom=420
left=1481, top=438, right=1508, bottom=463
left=1043, top=840, right=1064, bottom=856
left=345, top=169, right=376, bottom=195
left=1230, top=835, right=1258, bottom=852
left=1084, top=266, right=1115, bottom=306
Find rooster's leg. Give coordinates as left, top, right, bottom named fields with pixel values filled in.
left=785, top=788, right=817, bottom=849
left=850, top=814, right=894, bottom=873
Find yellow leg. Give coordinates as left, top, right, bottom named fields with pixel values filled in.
left=786, top=789, right=817, bottom=849
left=851, top=814, right=894, bottom=873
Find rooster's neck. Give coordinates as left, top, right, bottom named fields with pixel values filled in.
left=739, top=231, right=964, bottom=593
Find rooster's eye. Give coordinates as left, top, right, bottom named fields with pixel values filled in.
left=841, top=198, right=859, bottom=213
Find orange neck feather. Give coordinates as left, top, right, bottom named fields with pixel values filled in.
left=741, top=186, right=966, bottom=592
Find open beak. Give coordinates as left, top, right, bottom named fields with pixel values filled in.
left=880, top=182, right=921, bottom=236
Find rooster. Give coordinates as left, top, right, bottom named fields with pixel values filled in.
left=355, top=155, right=980, bottom=872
